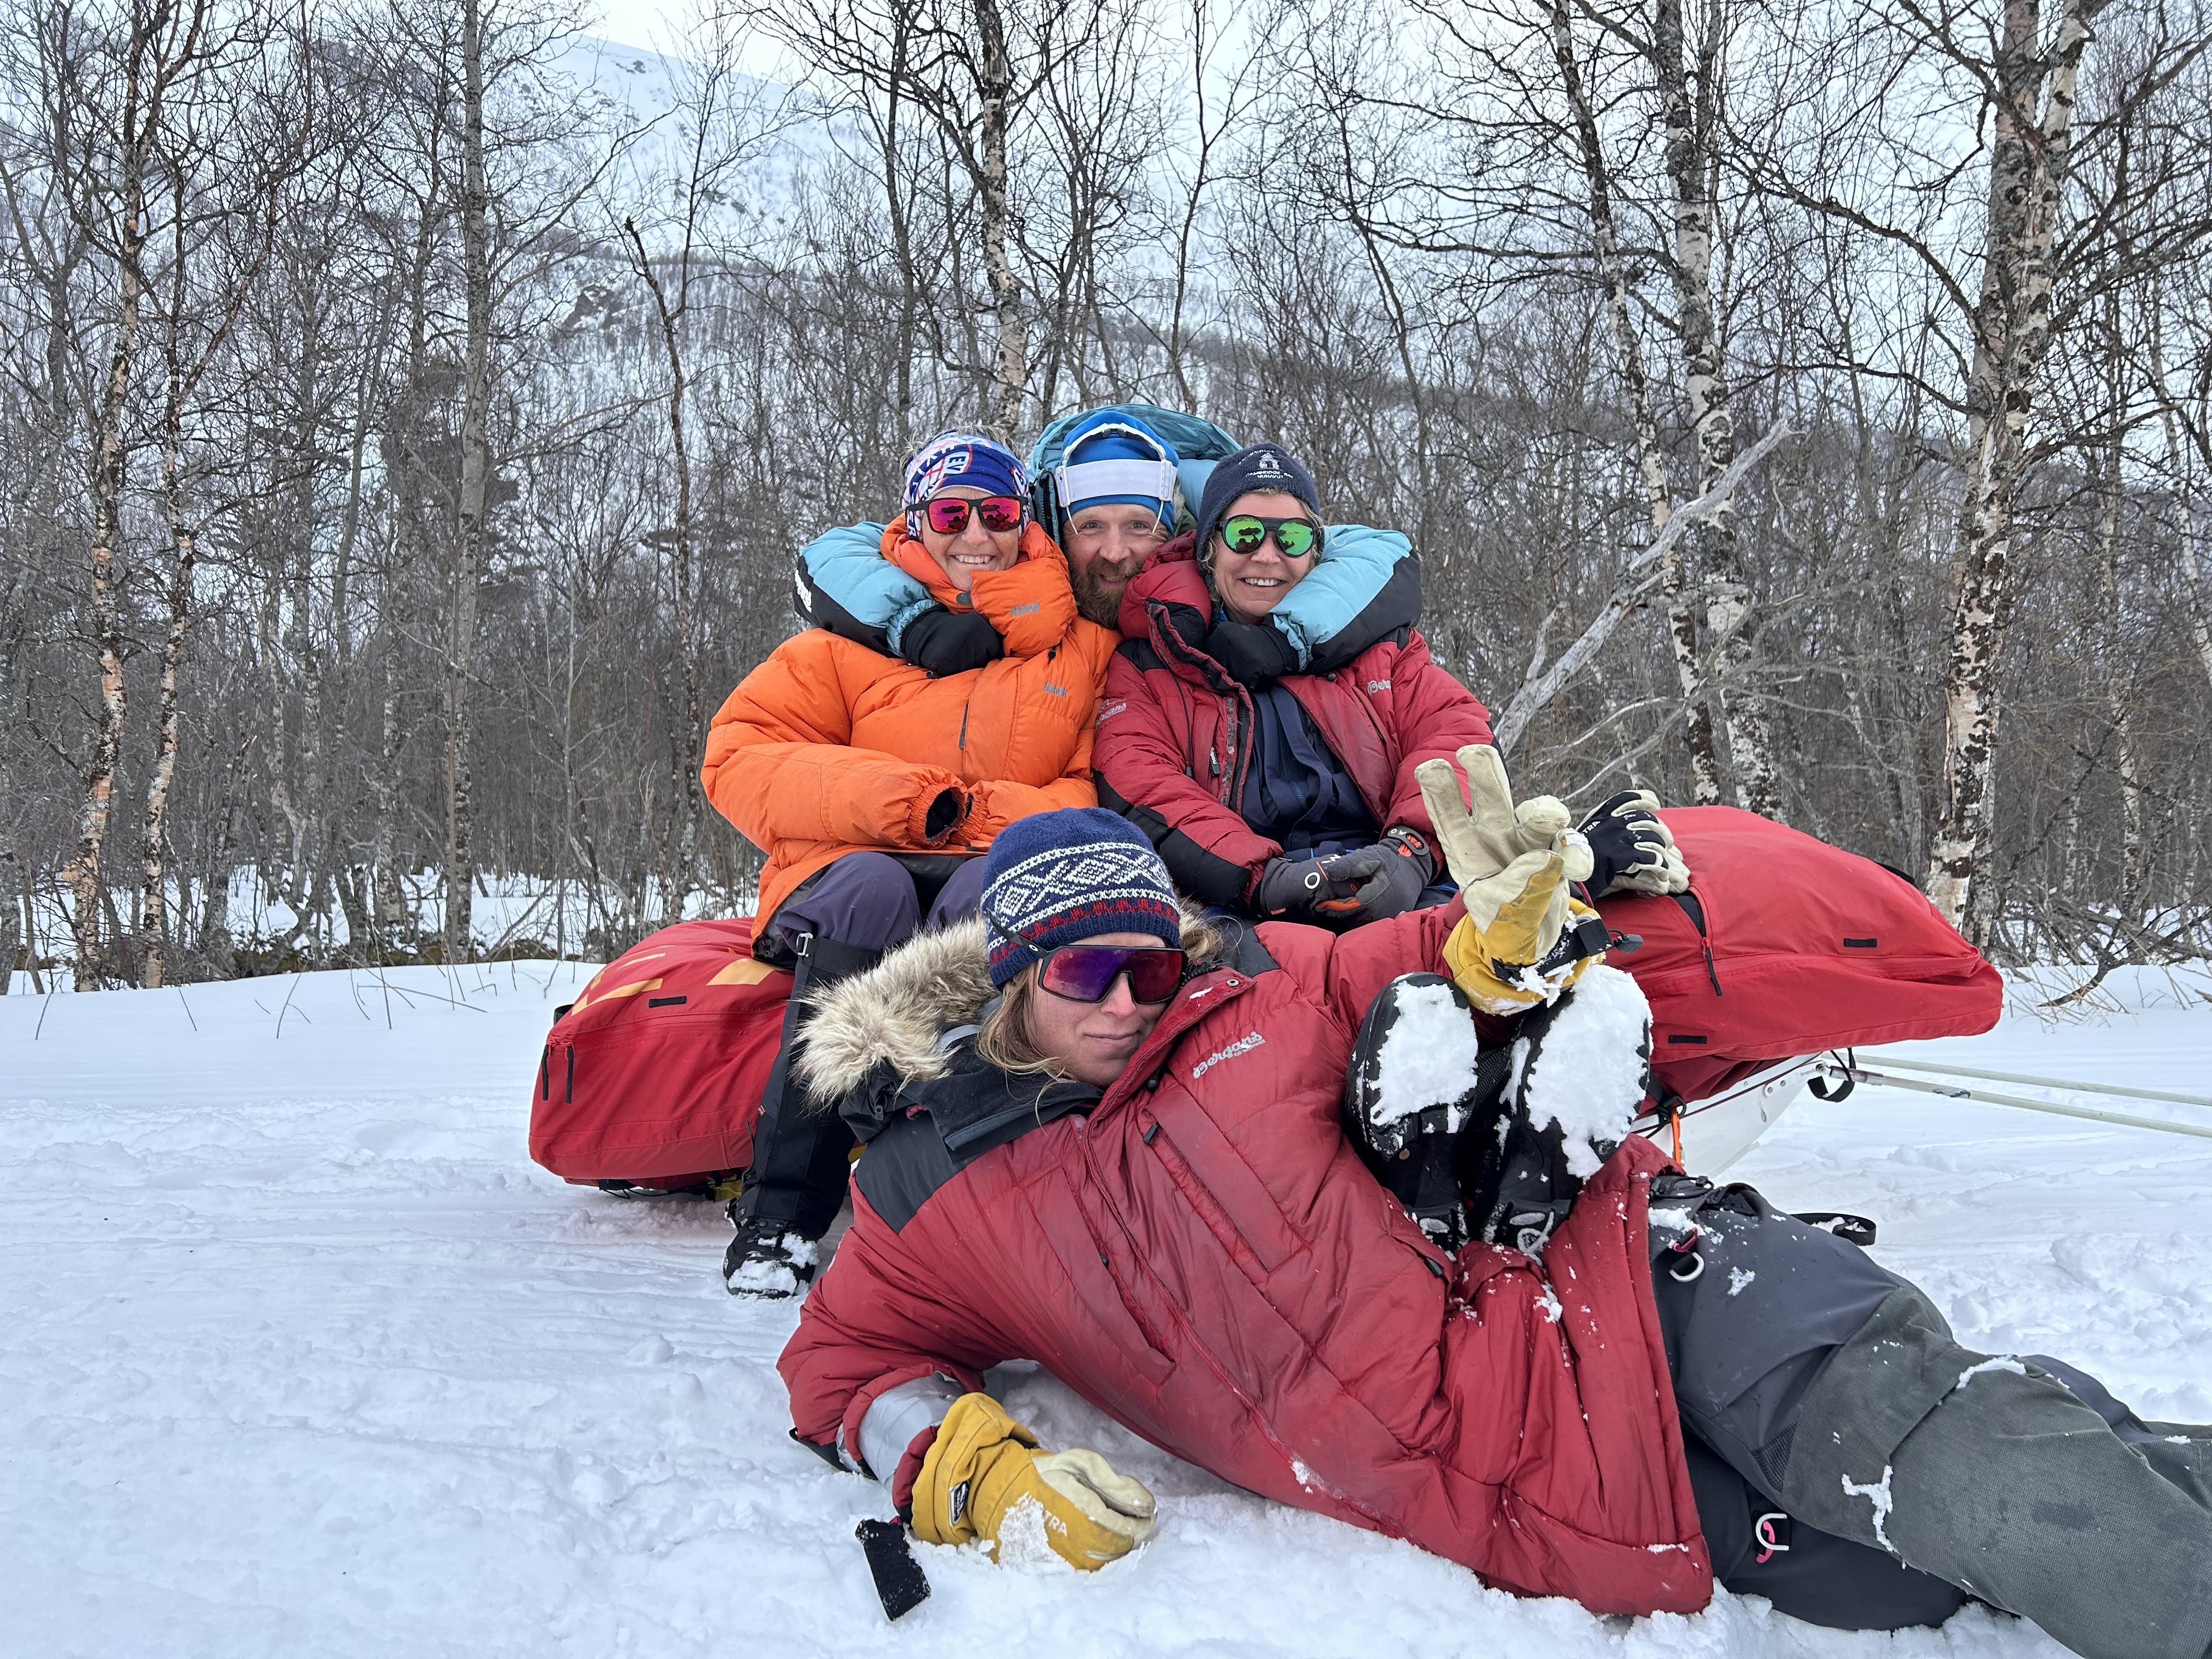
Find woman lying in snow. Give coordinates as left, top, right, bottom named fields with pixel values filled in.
left=777, top=772, right=2212, bottom=1655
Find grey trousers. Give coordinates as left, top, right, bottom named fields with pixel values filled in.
left=1654, top=1179, right=2212, bottom=1657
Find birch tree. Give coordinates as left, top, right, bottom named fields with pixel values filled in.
left=56, top=0, right=223, bottom=985
left=138, top=3, right=302, bottom=987
left=1649, top=0, right=1781, bottom=815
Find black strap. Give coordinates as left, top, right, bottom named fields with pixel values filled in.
left=855, top=1519, right=930, bottom=1620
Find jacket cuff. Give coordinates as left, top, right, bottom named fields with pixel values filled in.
left=859, top=1374, right=965, bottom=1506
left=907, top=783, right=967, bottom=845
left=890, top=1431, right=939, bottom=1518
left=1239, top=857, right=1273, bottom=907
left=883, top=594, right=942, bottom=654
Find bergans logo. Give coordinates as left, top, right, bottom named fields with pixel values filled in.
left=1096, top=700, right=1127, bottom=725
left=1366, top=679, right=1391, bottom=694
left=1190, top=1031, right=1265, bottom=1081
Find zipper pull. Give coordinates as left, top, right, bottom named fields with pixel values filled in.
left=1209, top=744, right=1220, bottom=777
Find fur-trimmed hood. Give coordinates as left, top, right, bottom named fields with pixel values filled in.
left=796, top=906, right=1221, bottom=1103
left=797, top=918, right=998, bottom=1103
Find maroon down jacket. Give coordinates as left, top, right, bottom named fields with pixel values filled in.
left=1094, top=539, right=1495, bottom=909
left=778, top=901, right=1714, bottom=1614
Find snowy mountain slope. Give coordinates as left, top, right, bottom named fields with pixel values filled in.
left=5, top=963, right=2208, bottom=1658
left=554, top=33, right=841, bottom=230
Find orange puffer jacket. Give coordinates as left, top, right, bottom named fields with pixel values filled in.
left=702, top=522, right=1119, bottom=936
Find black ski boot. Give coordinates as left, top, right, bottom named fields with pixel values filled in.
left=1460, top=967, right=1651, bottom=1256
left=1344, top=974, right=1508, bottom=1251
left=722, top=1204, right=821, bottom=1299
left=724, top=933, right=881, bottom=1298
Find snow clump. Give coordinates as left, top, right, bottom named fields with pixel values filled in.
left=1366, top=979, right=1482, bottom=1128
left=1515, top=964, right=1651, bottom=1177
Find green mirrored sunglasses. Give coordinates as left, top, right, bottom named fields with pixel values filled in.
left=1218, top=514, right=1324, bottom=560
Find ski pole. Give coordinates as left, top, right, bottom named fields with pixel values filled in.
left=1816, top=1062, right=2212, bottom=1143
left=1858, top=1053, right=2212, bottom=1112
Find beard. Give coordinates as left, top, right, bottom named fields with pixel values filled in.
left=1070, top=544, right=1157, bottom=629
left=1071, top=560, right=1137, bottom=629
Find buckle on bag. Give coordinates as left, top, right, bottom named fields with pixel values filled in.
left=1754, top=1511, right=1791, bottom=1564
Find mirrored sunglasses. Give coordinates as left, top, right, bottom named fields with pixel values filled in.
left=1218, top=514, right=1323, bottom=559
left=1035, top=943, right=1187, bottom=1005
left=924, top=494, right=1025, bottom=534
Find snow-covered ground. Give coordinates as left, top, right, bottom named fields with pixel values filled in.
left=6, top=962, right=2209, bottom=1658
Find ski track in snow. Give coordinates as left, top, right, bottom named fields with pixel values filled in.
left=8, top=962, right=2209, bottom=1657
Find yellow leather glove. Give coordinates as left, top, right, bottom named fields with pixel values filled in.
left=1416, top=745, right=1605, bottom=1014
left=911, top=1393, right=1158, bottom=1570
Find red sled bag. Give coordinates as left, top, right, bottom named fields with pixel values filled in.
left=529, top=918, right=792, bottom=1187
left=1599, top=806, right=2003, bottom=1104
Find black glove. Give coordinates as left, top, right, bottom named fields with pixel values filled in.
left=1575, top=791, right=1689, bottom=897
left=1253, top=853, right=1378, bottom=924
left=1310, top=827, right=1438, bottom=928
left=900, top=606, right=1004, bottom=677
left=1203, top=618, right=1300, bottom=686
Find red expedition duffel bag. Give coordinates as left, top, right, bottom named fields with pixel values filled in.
left=528, top=812, right=1999, bottom=1189
left=528, top=918, right=792, bottom=1189
left=1601, top=806, right=2003, bottom=1105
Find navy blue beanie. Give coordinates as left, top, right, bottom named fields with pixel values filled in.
left=1195, top=442, right=1322, bottom=558
left=979, top=808, right=1183, bottom=988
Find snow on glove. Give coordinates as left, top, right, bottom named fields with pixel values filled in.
left=1576, top=789, right=1689, bottom=896
left=1254, top=852, right=1378, bottom=924
left=1414, top=745, right=1605, bottom=1014
left=910, top=1392, right=1158, bottom=1571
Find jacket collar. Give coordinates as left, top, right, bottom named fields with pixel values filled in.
left=797, top=908, right=1245, bottom=1108
left=881, top=521, right=1079, bottom=657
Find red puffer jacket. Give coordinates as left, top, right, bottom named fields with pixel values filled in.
left=779, top=905, right=1712, bottom=1614
left=1095, top=538, right=1494, bottom=908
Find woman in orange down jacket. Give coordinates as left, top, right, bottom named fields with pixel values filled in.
left=701, top=431, right=1118, bottom=1297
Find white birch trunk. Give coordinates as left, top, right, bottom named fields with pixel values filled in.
left=974, top=0, right=1026, bottom=441
left=1925, top=0, right=2091, bottom=933
left=624, top=219, right=703, bottom=917
left=1546, top=0, right=1724, bottom=801
left=68, top=30, right=154, bottom=990
left=1655, top=0, right=1782, bottom=816
left=2096, top=430, right=2142, bottom=902
left=444, top=0, right=493, bottom=963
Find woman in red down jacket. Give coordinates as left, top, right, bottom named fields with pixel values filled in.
left=782, top=803, right=1711, bottom=1611
left=1096, top=442, right=1494, bottom=926
left=778, top=794, right=2212, bottom=1656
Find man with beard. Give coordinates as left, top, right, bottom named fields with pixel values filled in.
left=1049, top=409, right=1182, bottom=627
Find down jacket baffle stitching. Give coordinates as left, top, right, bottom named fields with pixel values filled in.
left=701, top=521, right=1119, bottom=938
left=1095, top=537, right=1495, bottom=907
left=779, top=904, right=1713, bottom=1616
